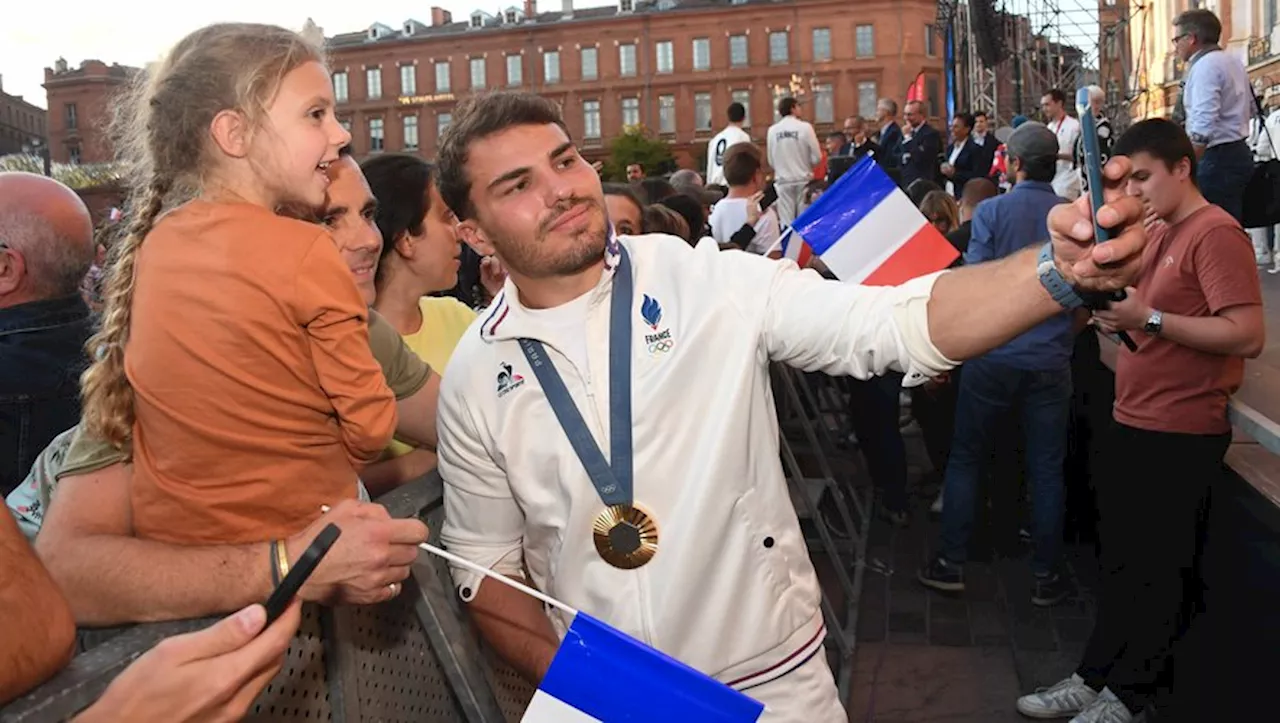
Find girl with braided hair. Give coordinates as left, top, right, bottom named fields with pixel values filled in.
left=79, top=23, right=398, bottom=545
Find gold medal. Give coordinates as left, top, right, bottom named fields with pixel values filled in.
left=592, top=504, right=659, bottom=569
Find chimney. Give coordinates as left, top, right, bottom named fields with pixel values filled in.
left=562, top=0, right=573, bottom=18
left=524, top=0, right=536, bottom=18
left=430, top=6, right=453, bottom=26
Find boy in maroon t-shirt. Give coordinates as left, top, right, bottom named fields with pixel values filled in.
left=1015, top=118, right=1264, bottom=722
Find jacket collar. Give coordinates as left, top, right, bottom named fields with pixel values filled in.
left=478, top=233, right=624, bottom=344
left=0, top=295, right=90, bottom=337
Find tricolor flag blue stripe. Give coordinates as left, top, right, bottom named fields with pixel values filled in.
left=522, top=612, right=766, bottom=722
left=787, top=155, right=958, bottom=285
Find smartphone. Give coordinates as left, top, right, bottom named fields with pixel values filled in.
left=263, top=524, right=342, bottom=626
left=1076, top=88, right=1138, bottom=352
left=760, top=182, right=779, bottom=211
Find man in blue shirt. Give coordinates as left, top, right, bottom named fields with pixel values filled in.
left=919, top=123, right=1076, bottom=607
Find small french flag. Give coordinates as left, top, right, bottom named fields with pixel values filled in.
left=417, top=542, right=765, bottom=723
left=780, top=155, right=959, bottom=286
left=523, top=613, right=765, bottom=722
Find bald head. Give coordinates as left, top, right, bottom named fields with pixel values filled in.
left=0, top=173, right=95, bottom=305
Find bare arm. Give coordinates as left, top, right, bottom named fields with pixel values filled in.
left=1158, top=305, right=1265, bottom=358
left=0, top=508, right=77, bottom=704
left=393, top=372, right=440, bottom=450
left=361, top=448, right=439, bottom=498
left=467, top=579, right=560, bottom=684
left=37, top=465, right=427, bottom=626
left=35, top=463, right=275, bottom=625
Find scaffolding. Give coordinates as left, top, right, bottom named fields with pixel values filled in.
left=947, top=0, right=1133, bottom=127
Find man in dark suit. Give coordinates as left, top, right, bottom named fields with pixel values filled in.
left=969, top=111, right=998, bottom=177
left=840, top=116, right=882, bottom=161
left=899, top=99, right=942, bottom=188
left=940, top=112, right=985, bottom=198
left=875, top=99, right=903, bottom=170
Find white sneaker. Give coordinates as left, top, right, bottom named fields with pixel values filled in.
left=1016, top=673, right=1099, bottom=719
left=1069, top=688, right=1134, bottom=723
left=930, top=490, right=944, bottom=514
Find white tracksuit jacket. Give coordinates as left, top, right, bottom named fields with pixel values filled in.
left=437, top=234, right=954, bottom=718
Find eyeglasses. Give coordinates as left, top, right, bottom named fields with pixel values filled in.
left=1172, top=33, right=1189, bottom=43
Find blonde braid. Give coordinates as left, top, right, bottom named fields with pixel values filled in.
left=79, top=176, right=171, bottom=451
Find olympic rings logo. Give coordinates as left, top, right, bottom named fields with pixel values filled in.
left=648, top=339, right=675, bottom=354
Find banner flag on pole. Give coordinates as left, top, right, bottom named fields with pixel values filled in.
left=781, top=154, right=959, bottom=286
left=415, top=542, right=765, bottom=723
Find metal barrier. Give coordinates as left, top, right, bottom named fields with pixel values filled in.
left=2, top=371, right=870, bottom=722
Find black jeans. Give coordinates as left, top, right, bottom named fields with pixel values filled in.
left=847, top=372, right=908, bottom=513
left=1076, top=421, right=1229, bottom=713
left=1197, top=140, right=1253, bottom=225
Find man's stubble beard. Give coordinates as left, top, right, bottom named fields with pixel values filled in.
left=489, top=205, right=608, bottom=280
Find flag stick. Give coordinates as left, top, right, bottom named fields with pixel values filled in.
left=418, top=542, right=578, bottom=617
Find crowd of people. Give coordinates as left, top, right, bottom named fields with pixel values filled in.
left=0, top=6, right=1267, bottom=723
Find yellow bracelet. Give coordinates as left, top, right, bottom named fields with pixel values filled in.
left=274, top=539, right=291, bottom=581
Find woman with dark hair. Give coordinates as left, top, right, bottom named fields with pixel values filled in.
left=659, top=193, right=708, bottom=246
left=359, top=153, right=477, bottom=491
left=602, top=182, right=644, bottom=235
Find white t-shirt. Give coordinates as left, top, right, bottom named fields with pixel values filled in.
left=1050, top=114, right=1082, bottom=200
left=766, top=116, right=823, bottom=184
left=708, top=197, right=781, bottom=255
left=706, top=125, right=753, bottom=186
left=522, top=289, right=592, bottom=376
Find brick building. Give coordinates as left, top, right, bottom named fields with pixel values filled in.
left=327, top=0, right=944, bottom=167
left=43, top=58, right=138, bottom=165
left=0, top=75, right=47, bottom=157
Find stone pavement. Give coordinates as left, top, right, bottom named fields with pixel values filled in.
left=841, top=430, right=1099, bottom=723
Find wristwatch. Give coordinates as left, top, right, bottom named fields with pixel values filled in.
left=1037, top=242, right=1085, bottom=310
left=1143, top=309, right=1164, bottom=336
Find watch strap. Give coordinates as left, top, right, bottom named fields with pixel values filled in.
left=1036, top=241, right=1085, bottom=310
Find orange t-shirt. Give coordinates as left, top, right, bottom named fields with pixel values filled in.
left=126, top=201, right=397, bottom=544
left=1114, top=204, right=1262, bottom=435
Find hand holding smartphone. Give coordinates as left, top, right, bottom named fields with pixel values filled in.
left=1076, top=88, right=1139, bottom=353
left=264, top=524, right=341, bottom=626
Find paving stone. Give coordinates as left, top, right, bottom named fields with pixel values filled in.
left=968, top=601, right=1009, bottom=638
left=929, top=620, right=973, bottom=647
left=929, top=598, right=969, bottom=623
left=848, top=644, right=1025, bottom=722
left=1053, top=616, right=1095, bottom=645
left=891, top=589, right=928, bottom=615
left=1013, top=612, right=1059, bottom=652
left=888, top=611, right=927, bottom=635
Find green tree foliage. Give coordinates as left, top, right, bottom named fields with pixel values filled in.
left=601, top=124, right=675, bottom=181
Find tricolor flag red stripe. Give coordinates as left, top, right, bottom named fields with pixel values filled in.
left=784, top=155, right=958, bottom=286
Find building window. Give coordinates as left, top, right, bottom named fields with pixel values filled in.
left=925, top=25, right=937, bottom=57
left=620, top=43, right=637, bottom=77
left=620, top=0, right=634, bottom=11
left=400, top=65, right=416, bottom=96
left=544, top=51, right=561, bottom=84
left=695, top=93, right=712, bottom=131
left=64, top=103, right=78, bottom=131
left=505, top=9, right=518, bottom=23
left=507, top=55, right=523, bottom=86
left=403, top=115, right=419, bottom=150
left=68, top=146, right=81, bottom=164
left=622, top=97, right=640, bottom=127
left=370, top=118, right=384, bottom=152
left=926, top=77, right=940, bottom=117
left=659, top=94, right=676, bottom=133
left=731, top=89, right=752, bottom=127
left=366, top=67, right=383, bottom=100
left=813, top=28, right=832, bottom=62
left=470, top=58, right=486, bottom=89
left=855, top=25, right=875, bottom=58
left=584, top=100, right=601, bottom=138
left=656, top=41, right=674, bottom=74
left=693, top=38, right=711, bottom=71
left=858, top=81, right=878, bottom=119
left=814, top=84, right=834, bottom=123
left=333, top=72, right=349, bottom=103
left=438, top=112, right=452, bottom=136
left=436, top=61, right=451, bottom=93
left=769, top=31, right=789, bottom=64
left=581, top=47, right=599, bottom=80
left=730, top=35, right=749, bottom=67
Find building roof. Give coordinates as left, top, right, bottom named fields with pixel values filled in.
left=327, top=0, right=778, bottom=49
